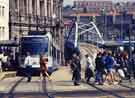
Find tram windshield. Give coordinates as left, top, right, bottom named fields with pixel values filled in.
left=20, top=36, right=49, bottom=56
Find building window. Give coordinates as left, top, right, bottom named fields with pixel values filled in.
left=0, top=27, right=5, bottom=40
left=2, top=6, right=4, bottom=16
left=0, top=6, right=1, bottom=16
left=0, top=27, right=1, bottom=40
left=15, top=0, right=18, bottom=9
left=24, top=0, right=27, bottom=15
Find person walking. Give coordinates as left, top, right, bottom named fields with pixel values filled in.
left=24, top=52, right=33, bottom=82
left=2, top=53, right=8, bottom=71
left=105, top=51, right=114, bottom=84
left=85, top=54, right=94, bottom=83
left=40, top=55, right=51, bottom=80
left=0, top=51, right=3, bottom=72
left=71, top=53, right=81, bottom=86
left=95, top=52, right=104, bottom=85
left=0, top=59, right=2, bottom=72
left=132, top=53, right=135, bottom=79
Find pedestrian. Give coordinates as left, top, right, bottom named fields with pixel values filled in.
left=119, top=52, right=130, bottom=80
left=15, top=52, right=19, bottom=69
left=132, top=53, right=135, bottom=79
left=105, top=51, right=114, bottom=84
left=85, top=54, right=94, bottom=83
left=124, top=53, right=132, bottom=81
left=71, top=53, right=81, bottom=86
left=24, top=52, right=33, bottom=82
left=0, top=51, right=4, bottom=59
left=2, top=53, right=8, bottom=71
left=95, top=52, right=104, bottom=85
left=40, top=54, right=51, bottom=80
left=0, top=59, right=2, bottom=72
left=0, top=51, right=3, bottom=72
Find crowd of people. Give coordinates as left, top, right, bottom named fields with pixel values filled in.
left=1, top=47, right=135, bottom=86
left=69, top=50, right=135, bottom=86
left=0, top=48, right=19, bottom=72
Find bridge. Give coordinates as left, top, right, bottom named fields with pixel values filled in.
left=64, top=18, right=135, bottom=63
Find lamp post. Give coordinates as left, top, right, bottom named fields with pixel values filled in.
left=101, top=8, right=107, bottom=40
left=129, top=14, right=134, bottom=61
left=119, top=2, right=127, bottom=40
left=129, top=24, right=132, bottom=60
left=73, top=7, right=80, bottom=48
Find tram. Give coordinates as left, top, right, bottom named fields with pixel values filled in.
left=17, top=32, right=58, bottom=75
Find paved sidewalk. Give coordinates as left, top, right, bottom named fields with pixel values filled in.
left=47, top=66, right=135, bottom=98
left=48, top=66, right=96, bottom=92
left=47, top=67, right=108, bottom=97
left=0, top=67, right=135, bottom=98
left=0, top=71, right=16, bottom=80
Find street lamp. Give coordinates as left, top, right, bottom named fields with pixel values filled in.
left=118, top=2, right=127, bottom=40
left=101, top=8, right=107, bottom=40
left=72, top=7, right=80, bottom=48
left=128, top=14, right=134, bottom=61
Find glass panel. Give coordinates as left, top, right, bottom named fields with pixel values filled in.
left=21, top=37, right=48, bottom=56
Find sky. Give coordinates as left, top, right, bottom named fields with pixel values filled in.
left=63, top=0, right=133, bottom=6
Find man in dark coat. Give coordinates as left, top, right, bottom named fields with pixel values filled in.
left=95, top=52, right=105, bottom=84
left=71, top=54, right=81, bottom=86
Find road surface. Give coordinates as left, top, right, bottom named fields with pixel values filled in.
left=0, top=67, right=135, bottom=98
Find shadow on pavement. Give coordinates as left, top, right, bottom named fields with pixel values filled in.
left=0, top=77, right=54, bottom=98
left=0, top=77, right=24, bottom=98
left=120, top=83, right=135, bottom=91
left=52, top=90, right=105, bottom=97
left=8, top=77, right=25, bottom=98
left=87, top=83, right=125, bottom=98
left=42, top=78, right=54, bottom=98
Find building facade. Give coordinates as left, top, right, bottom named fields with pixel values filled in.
left=0, top=0, right=9, bottom=41
left=9, top=0, right=63, bottom=37
left=9, top=0, right=64, bottom=64
left=73, top=0, right=135, bottom=15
